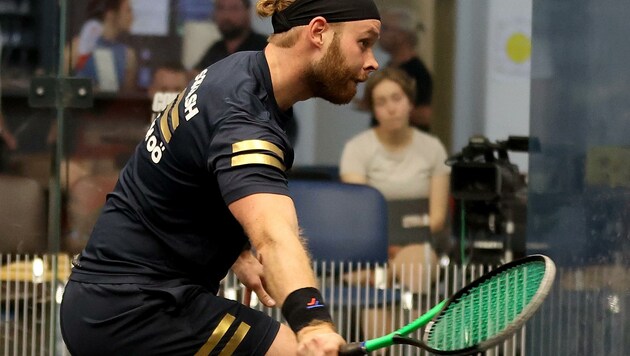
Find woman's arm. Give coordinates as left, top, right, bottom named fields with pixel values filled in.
left=339, top=173, right=367, bottom=184
left=429, top=173, right=450, bottom=233
left=123, top=47, right=138, bottom=91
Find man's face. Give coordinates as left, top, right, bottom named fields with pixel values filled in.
left=307, top=20, right=381, bottom=105
left=213, top=0, right=250, bottom=40
left=378, top=13, right=404, bottom=53
left=148, top=69, right=189, bottom=99
left=115, top=0, right=134, bottom=34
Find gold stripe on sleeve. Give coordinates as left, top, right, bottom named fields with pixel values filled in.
left=218, top=322, right=251, bottom=356
left=169, top=92, right=185, bottom=131
left=232, top=140, right=284, bottom=161
left=231, top=153, right=286, bottom=171
left=194, top=313, right=235, bottom=356
left=159, top=99, right=177, bottom=143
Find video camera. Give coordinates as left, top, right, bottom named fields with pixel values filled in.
left=446, top=135, right=532, bottom=264
left=447, top=135, right=529, bottom=201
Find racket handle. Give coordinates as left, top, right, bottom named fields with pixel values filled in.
left=338, top=342, right=368, bottom=355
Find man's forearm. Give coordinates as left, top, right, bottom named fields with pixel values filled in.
left=256, top=232, right=318, bottom=306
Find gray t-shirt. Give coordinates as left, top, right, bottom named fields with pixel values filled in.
left=340, top=128, right=450, bottom=200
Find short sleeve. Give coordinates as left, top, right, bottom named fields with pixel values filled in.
left=339, top=134, right=369, bottom=177
left=209, top=115, right=293, bottom=205
left=431, top=137, right=451, bottom=176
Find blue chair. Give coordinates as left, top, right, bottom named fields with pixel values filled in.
left=288, top=179, right=400, bottom=340
left=288, top=179, right=388, bottom=264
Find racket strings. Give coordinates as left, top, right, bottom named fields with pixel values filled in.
left=426, top=261, right=547, bottom=351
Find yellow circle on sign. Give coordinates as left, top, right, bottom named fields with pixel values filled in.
left=505, top=32, right=531, bottom=64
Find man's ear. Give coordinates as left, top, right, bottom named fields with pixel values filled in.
left=306, top=16, right=329, bottom=48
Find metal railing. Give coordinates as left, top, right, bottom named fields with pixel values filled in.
left=2, top=254, right=625, bottom=356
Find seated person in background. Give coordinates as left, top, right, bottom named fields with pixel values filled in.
left=340, top=67, right=450, bottom=347
left=377, top=6, right=433, bottom=132
left=147, top=63, right=190, bottom=120
left=147, top=63, right=190, bottom=100
left=193, top=0, right=268, bottom=73
left=68, top=0, right=137, bottom=92
left=340, top=67, right=450, bottom=258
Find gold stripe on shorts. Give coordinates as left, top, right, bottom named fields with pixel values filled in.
left=194, top=313, right=235, bottom=356
left=218, top=322, right=251, bottom=356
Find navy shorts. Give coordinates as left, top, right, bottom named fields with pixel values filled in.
left=60, top=279, right=280, bottom=355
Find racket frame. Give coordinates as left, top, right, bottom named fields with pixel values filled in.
left=420, top=254, right=556, bottom=355
left=342, top=254, right=556, bottom=355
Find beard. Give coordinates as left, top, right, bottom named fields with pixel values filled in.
left=219, top=23, right=247, bottom=40
left=305, top=34, right=361, bottom=105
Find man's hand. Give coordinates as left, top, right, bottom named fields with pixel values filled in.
left=231, top=249, right=276, bottom=307
left=297, top=323, right=345, bottom=356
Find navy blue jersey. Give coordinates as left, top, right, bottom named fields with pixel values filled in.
left=70, top=51, right=295, bottom=294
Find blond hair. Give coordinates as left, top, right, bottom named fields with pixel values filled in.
left=255, top=0, right=295, bottom=16
left=255, top=0, right=298, bottom=47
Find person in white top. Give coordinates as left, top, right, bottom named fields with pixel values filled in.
left=340, top=67, right=450, bottom=255
left=340, top=67, right=451, bottom=347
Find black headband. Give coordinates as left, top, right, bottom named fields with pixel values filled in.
left=272, top=0, right=381, bottom=34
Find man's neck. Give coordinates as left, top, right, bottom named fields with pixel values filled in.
left=264, top=45, right=312, bottom=110
left=101, top=23, right=119, bottom=42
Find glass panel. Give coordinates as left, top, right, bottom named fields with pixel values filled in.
left=2, top=0, right=188, bottom=353
left=528, top=0, right=630, bottom=354
left=61, top=0, right=184, bottom=256
left=1, top=0, right=64, bottom=353
left=1, top=0, right=57, bottom=250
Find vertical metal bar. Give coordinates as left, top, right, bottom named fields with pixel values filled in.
left=21, top=255, right=30, bottom=355
left=1, top=254, right=7, bottom=356
left=32, top=257, right=39, bottom=356
left=337, top=261, right=344, bottom=335
left=345, top=261, right=351, bottom=340
left=381, top=263, right=387, bottom=342
left=520, top=326, right=526, bottom=356
left=396, top=262, right=405, bottom=356
left=12, top=254, right=21, bottom=356
left=366, top=262, right=372, bottom=346
left=339, top=261, right=345, bottom=339
left=554, top=273, right=561, bottom=356
left=389, top=262, right=396, bottom=345
left=353, top=262, right=361, bottom=343
left=52, top=0, right=69, bottom=348
left=40, top=254, right=48, bottom=356
left=330, top=261, right=338, bottom=329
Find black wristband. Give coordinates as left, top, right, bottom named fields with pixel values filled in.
left=281, top=287, right=333, bottom=333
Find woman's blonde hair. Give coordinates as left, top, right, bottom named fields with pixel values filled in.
left=361, top=67, right=417, bottom=111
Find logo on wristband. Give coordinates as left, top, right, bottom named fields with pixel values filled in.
left=306, top=297, right=325, bottom=309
